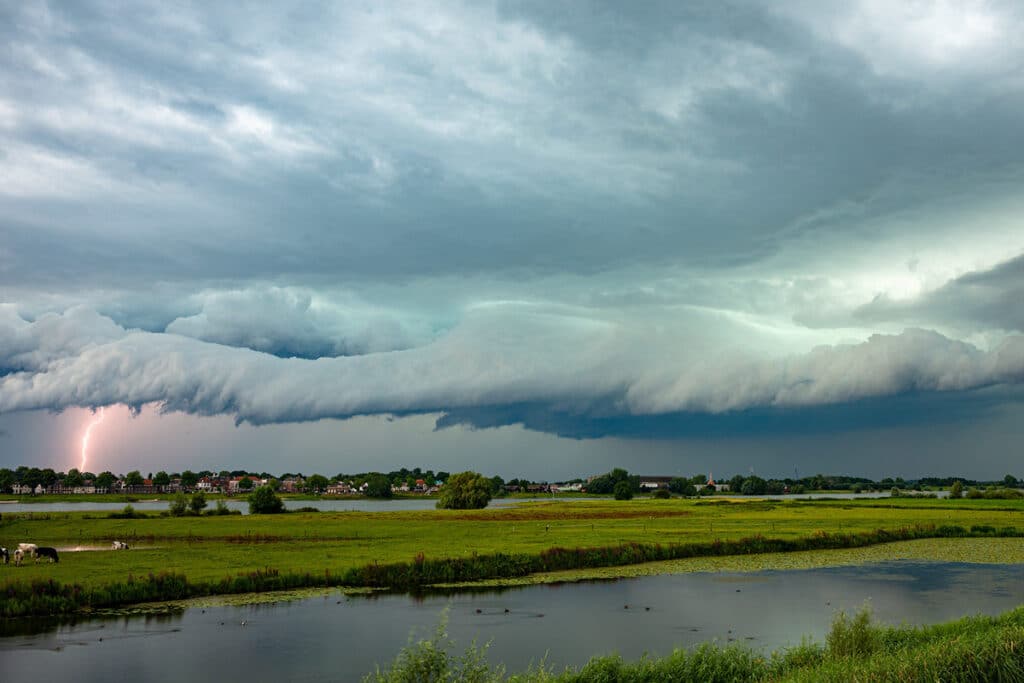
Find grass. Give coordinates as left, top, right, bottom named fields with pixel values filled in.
left=365, top=605, right=1024, bottom=682
left=2, top=497, right=1022, bottom=615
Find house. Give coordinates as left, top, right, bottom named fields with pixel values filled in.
left=638, top=476, right=674, bottom=490
left=325, top=482, right=352, bottom=495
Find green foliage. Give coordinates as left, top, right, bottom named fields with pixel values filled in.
left=306, top=474, right=329, bottom=493
left=652, top=488, right=670, bottom=499
left=63, top=468, right=84, bottom=488
left=238, top=476, right=254, bottom=491
left=613, top=481, right=634, bottom=500
left=248, top=485, right=284, bottom=514
left=668, top=478, right=696, bottom=496
left=740, top=476, right=767, bottom=496
left=125, top=470, right=144, bottom=487
left=207, top=499, right=232, bottom=516
left=106, top=504, right=146, bottom=519
left=364, top=609, right=505, bottom=683
left=365, top=474, right=394, bottom=499
left=189, top=491, right=208, bottom=514
left=168, top=492, right=188, bottom=517
left=827, top=605, right=880, bottom=658
left=949, top=480, right=963, bottom=498
left=153, top=471, right=170, bottom=487
left=437, top=471, right=492, bottom=510
left=180, top=470, right=198, bottom=488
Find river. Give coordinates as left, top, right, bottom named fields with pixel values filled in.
left=2, top=560, right=1020, bottom=681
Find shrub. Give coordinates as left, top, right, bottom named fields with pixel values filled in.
left=827, top=605, right=880, bottom=658
left=652, top=488, right=670, bottom=499
left=168, top=492, right=188, bottom=517
left=248, top=485, right=284, bottom=514
left=189, top=491, right=208, bottom=514
left=613, top=481, right=634, bottom=500
left=107, top=504, right=146, bottom=519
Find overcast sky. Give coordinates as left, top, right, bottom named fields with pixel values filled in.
left=2, top=1, right=1023, bottom=480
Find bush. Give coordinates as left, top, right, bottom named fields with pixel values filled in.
left=652, top=488, right=670, bottom=499
left=107, top=505, right=146, bottom=519
left=248, top=485, right=284, bottom=514
left=436, top=472, right=492, bottom=510
left=168, top=492, right=188, bottom=517
left=189, top=491, right=208, bottom=514
left=827, top=605, right=880, bottom=658
left=613, top=481, right=634, bottom=500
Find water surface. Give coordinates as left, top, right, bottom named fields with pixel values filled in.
left=2, top=561, right=1020, bottom=681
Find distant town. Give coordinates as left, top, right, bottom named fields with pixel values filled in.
left=0, top=465, right=1020, bottom=498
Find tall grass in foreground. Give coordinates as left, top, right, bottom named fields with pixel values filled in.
left=366, top=606, right=1024, bottom=682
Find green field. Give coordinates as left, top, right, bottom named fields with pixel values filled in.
left=2, top=497, right=1022, bottom=614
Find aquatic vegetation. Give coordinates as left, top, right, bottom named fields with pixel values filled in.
left=365, top=606, right=1024, bottom=682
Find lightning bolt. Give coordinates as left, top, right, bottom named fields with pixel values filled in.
left=80, top=407, right=106, bottom=472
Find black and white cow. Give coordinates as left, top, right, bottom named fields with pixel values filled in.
left=34, top=546, right=59, bottom=563
left=112, top=541, right=130, bottom=550
left=0, top=547, right=8, bottom=564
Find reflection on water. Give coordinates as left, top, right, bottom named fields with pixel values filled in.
left=2, top=561, right=1021, bottom=682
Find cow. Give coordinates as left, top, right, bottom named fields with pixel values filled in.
left=13, top=549, right=23, bottom=566
left=34, top=546, right=59, bottom=563
left=112, top=541, right=130, bottom=550
left=17, top=543, right=37, bottom=558
left=0, top=547, right=8, bottom=564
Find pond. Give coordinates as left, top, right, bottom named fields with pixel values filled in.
left=2, top=561, right=1020, bottom=681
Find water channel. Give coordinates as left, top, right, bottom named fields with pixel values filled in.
left=2, top=561, right=1021, bottom=681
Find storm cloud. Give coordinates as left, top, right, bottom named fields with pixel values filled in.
left=2, top=1, right=1024, bottom=472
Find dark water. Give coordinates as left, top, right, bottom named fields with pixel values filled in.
left=2, top=561, right=1021, bottom=681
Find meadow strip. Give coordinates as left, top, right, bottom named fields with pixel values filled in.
left=3, top=523, right=1020, bottom=617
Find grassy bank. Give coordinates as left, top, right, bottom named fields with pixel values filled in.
left=365, top=605, right=1024, bottom=682
left=2, top=498, right=1022, bottom=616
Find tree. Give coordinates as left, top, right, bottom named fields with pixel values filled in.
left=1004, top=474, right=1019, bottom=489
left=63, top=468, right=84, bottom=488
left=238, top=476, right=254, bottom=491
left=436, top=471, right=492, bottom=510
left=652, top=488, right=670, bottom=499
left=169, top=491, right=188, bottom=517
left=249, top=485, right=284, bottom=514
left=364, top=474, right=393, bottom=499
left=740, top=476, right=767, bottom=496
left=613, top=481, right=634, bottom=500
left=0, top=468, right=13, bottom=493
left=306, top=474, right=329, bottom=494
left=949, top=480, right=963, bottom=499
left=728, top=475, right=745, bottom=493
left=153, top=471, right=170, bottom=487
left=490, top=475, right=505, bottom=494
left=180, top=470, right=198, bottom=489
left=95, top=471, right=115, bottom=490
left=125, top=470, right=144, bottom=487
left=668, top=478, right=696, bottom=497
left=189, top=491, right=208, bottom=514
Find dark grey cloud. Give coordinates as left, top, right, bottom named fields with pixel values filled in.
left=2, top=1, right=1024, bottom=471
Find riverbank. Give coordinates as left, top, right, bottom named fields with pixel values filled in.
left=366, top=604, right=1024, bottom=682
left=2, top=498, right=1022, bottom=616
